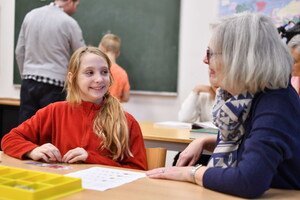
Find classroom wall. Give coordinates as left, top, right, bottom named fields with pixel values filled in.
left=0, top=0, right=218, bottom=122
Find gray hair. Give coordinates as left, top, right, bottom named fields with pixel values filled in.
left=210, top=12, right=293, bottom=94
left=288, top=34, right=300, bottom=51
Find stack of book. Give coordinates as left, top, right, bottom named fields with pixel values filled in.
left=153, top=121, right=192, bottom=128
left=153, top=121, right=219, bottom=139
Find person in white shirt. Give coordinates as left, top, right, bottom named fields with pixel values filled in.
left=178, top=70, right=218, bottom=123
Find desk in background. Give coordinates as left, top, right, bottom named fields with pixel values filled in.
left=1, top=152, right=299, bottom=200
left=139, top=122, right=215, bottom=166
left=139, top=121, right=192, bottom=152
left=0, top=98, right=20, bottom=150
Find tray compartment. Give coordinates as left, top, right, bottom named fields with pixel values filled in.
left=41, top=176, right=82, bottom=195
left=0, top=166, right=83, bottom=200
left=3, top=170, right=42, bottom=179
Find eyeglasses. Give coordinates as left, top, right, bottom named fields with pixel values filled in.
left=206, top=48, right=222, bottom=63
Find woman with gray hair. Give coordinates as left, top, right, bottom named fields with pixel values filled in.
left=288, top=34, right=300, bottom=95
left=147, top=12, right=300, bottom=198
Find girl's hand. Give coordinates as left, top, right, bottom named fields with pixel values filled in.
left=26, top=143, right=62, bottom=163
left=62, top=147, right=88, bottom=163
left=193, top=85, right=211, bottom=93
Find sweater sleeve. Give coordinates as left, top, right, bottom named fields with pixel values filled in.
left=85, top=113, right=147, bottom=170
left=15, top=19, right=26, bottom=75
left=178, top=92, right=201, bottom=122
left=203, top=90, right=300, bottom=198
left=67, top=18, right=85, bottom=51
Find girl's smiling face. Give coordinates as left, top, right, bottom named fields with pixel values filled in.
left=76, top=52, right=110, bottom=104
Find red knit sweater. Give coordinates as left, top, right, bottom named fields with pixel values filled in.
left=1, top=101, right=146, bottom=170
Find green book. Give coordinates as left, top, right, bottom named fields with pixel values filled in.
left=189, top=128, right=218, bottom=139
left=190, top=128, right=218, bottom=134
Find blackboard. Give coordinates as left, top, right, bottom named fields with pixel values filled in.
left=14, top=0, right=180, bottom=93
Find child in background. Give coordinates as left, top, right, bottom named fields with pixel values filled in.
left=99, top=34, right=130, bottom=102
left=1, top=46, right=146, bottom=170
left=178, top=70, right=218, bottom=123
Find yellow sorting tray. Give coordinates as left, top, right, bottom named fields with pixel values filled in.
left=0, top=166, right=83, bottom=200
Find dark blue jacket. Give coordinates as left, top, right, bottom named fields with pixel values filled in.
left=203, top=84, right=300, bottom=198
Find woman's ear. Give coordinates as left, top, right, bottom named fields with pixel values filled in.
left=67, top=72, right=73, bottom=84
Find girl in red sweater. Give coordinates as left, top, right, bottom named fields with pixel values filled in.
left=1, top=46, right=147, bottom=170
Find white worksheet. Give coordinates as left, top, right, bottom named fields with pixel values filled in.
left=65, top=167, right=146, bottom=191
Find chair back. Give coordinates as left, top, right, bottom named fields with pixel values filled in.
left=146, top=148, right=167, bottom=170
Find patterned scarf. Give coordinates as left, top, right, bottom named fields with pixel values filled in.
left=207, top=88, right=254, bottom=168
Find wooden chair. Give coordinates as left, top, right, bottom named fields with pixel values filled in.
left=146, top=148, right=167, bottom=170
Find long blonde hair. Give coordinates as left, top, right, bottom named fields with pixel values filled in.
left=65, top=46, right=132, bottom=161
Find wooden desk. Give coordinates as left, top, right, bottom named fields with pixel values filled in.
left=0, top=98, right=20, bottom=106
left=1, top=152, right=299, bottom=200
left=140, top=121, right=192, bottom=151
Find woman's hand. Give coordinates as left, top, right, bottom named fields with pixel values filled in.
left=146, top=166, right=207, bottom=186
left=26, top=143, right=62, bottom=162
left=176, top=139, right=204, bottom=166
left=177, top=135, right=217, bottom=166
left=62, top=147, right=88, bottom=163
left=146, top=166, right=208, bottom=187
left=146, top=166, right=193, bottom=182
